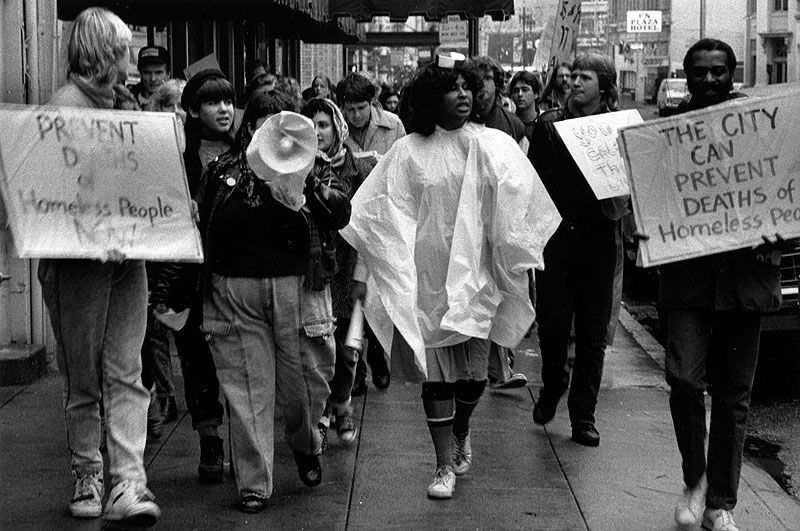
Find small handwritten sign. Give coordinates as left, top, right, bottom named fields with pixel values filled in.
left=0, top=104, right=203, bottom=261
left=618, top=88, right=800, bottom=267
left=554, top=109, right=642, bottom=199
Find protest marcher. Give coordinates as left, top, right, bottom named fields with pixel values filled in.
left=336, top=72, right=406, bottom=395
left=509, top=70, right=542, bottom=143
left=661, top=38, right=785, bottom=531
left=145, top=79, right=187, bottom=149
left=300, top=97, right=371, bottom=450
left=310, top=74, right=336, bottom=102
left=151, top=68, right=234, bottom=483
left=528, top=53, right=629, bottom=447
left=38, top=7, right=160, bottom=525
left=341, top=56, right=560, bottom=500
left=465, top=56, right=530, bottom=390
left=129, top=45, right=170, bottom=109
left=539, top=62, right=571, bottom=111
left=196, top=91, right=349, bottom=513
left=237, top=60, right=276, bottom=108
left=139, top=79, right=188, bottom=432
left=275, top=76, right=303, bottom=110
left=467, top=56, right=526, bottom=147
left=379, top=85, right=400, bottom=114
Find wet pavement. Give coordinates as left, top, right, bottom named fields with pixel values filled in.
left=2, top=308, right=800, bottom=530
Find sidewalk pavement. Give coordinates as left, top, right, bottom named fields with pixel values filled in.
left=2, top=308, right=799, bottom=531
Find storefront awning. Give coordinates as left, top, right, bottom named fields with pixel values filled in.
left=57, top=0, right=359, bottom=42
left=329, top=0, right=514, bottom=22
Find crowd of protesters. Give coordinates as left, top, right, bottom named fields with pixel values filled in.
left=40, top=8, right=785, bottom=531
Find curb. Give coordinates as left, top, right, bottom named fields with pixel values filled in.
left=617, top=306, right=800, bottom=526
left=618, top=305, right=665, bottom=370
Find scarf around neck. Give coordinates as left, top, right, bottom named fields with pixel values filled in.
left=69, top=73, right=116, bottom=109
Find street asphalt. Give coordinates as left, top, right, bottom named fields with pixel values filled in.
left=2, top=308, right=800, bottom=530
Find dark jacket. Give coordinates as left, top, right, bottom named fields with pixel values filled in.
left=483, top=101, right=526, bottom=144
left=196, top=150, right=351, bottom=284
left=658, top=93, right=782, bottom=312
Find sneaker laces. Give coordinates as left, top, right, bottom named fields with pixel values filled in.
left=715, top=509, right=736, bottom=527
left=453, top=434, right=471, bottom=466
left=433, top=466, right=451, bottom=483
left=336, top=410, right=356, bottom=434
left=73, top=472, right=102, bottom=502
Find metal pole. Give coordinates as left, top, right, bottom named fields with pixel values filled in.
left=521, top=7, right=526, bottom=68
left=699, top=0, right=706, bottom=39
left=468, top=17, right=479, bottom=57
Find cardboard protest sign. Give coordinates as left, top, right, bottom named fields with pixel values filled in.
left=534, top=0, right=581, bottom=84
left=554, top=109, right=642, bottom=199
left=0, top=104, right=203, bottom=261
left=618, top=88, right=800, bottom=267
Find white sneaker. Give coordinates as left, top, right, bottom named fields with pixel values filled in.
left=427, top=466, right=456, bottom=499
left=702, top=508, right=740, bottom=531
left=103, top=479, right=160, bottom=527
left=451, top=433, right=472, bottom=476
left=490, top=372, right=528, bottom=390
left=70, top=470, right=104, bottom=519
left=674, top=474, right=707, bottom=527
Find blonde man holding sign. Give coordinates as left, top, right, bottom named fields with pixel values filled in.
left=528, top=53, right=629, bottom=448
left=37, top=7, right=160, bottom=526
left=658, top=39, right=787, bottom=531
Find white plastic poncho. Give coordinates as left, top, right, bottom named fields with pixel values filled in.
left=340, top=122, right=561, bottom=381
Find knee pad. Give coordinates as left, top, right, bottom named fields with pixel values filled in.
left=421, top=382, right=454, bottom=402
left=453, top=379, right=486, bottom=404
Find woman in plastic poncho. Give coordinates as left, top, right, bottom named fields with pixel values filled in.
left=341, top=57, right=561, bottom=500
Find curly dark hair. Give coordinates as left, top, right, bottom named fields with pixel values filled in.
left=407, top=64, right=482, bottom=136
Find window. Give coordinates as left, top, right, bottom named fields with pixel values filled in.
left=774, top=0, right=788, bottom=11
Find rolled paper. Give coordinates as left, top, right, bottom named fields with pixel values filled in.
left=344, top=299, right=365, bottom=352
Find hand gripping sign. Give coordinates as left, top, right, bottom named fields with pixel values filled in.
left=0, top=104, right=202, bottom=261
left=618, top=88, right=800, bottom=267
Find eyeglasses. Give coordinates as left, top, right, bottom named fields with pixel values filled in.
left=688, top=66, right=729, bottom=78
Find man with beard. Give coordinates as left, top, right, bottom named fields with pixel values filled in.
left=467, top=56, right=527, bottom=152
left=539, top=62, right=571, bottom=111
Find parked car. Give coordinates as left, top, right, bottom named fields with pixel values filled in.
left=656, top=78, right=688, bottom=117
left=761, top=246, right=800, bottom=333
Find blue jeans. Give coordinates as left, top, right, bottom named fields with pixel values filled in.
left=202, top=274, right=335, bottom=498
left=141, top=313, right=175, bottom=401
left=172, top=296, right=224, bottom=430
left=329, top=319, right=358, bottom=410
left=39, top=259, right=150, bottom=485
left=665, top=309, right=760, bottom=510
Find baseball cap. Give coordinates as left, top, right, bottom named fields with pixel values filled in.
left=138, top=46, right=170, bottom=70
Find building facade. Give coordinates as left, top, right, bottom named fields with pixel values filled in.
left=746, top=0, right=799, bottom=87
left=608, top=0, right=672, bottom=102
